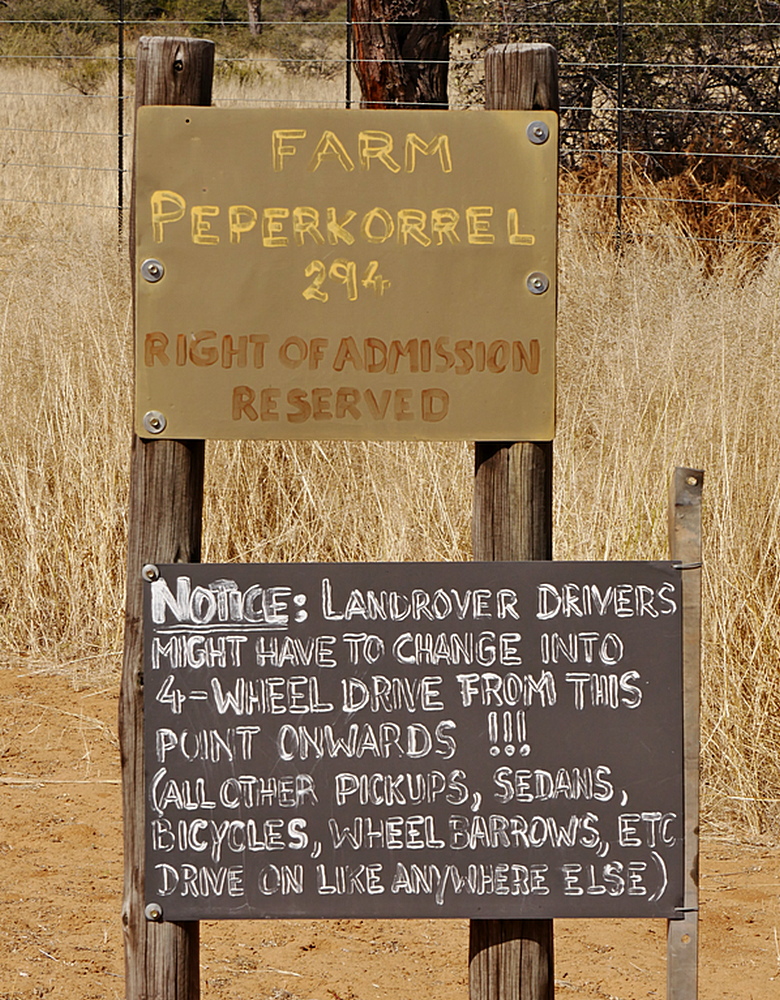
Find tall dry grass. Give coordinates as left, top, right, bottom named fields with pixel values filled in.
left=1, top=63, right=779, bottom=837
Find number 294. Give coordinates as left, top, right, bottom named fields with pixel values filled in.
left=303, top=259, right=390, bottom=302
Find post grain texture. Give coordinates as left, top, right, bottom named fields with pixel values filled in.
left=120, top=36, right=214, bottom=1000
left=470, top=42, right=558, bottom=1000
left=667, top=467, right=703, bottom=999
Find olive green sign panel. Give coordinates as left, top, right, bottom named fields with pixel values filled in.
left=135, top=108, right=557, bottom=441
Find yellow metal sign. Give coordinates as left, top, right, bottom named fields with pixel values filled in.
left=135, top=108, right=557, bottom=441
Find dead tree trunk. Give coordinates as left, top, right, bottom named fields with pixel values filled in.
left=247, top=0, right=263, bottom=35
left=352, top=0, right=451, bottom=108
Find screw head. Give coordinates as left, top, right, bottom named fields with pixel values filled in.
left=141, top=258, right=165, bottom=283
left=143, top=410, right=167, bottom=435
left=145, top=902, right=163, bottom=922
left=526, top=271, right=550, bottom=295
left=526, top=120, right=550, bottom=145
left=142, top=564, right=159, bottom=583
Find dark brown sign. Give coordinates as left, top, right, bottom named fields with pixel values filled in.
left=144, top=562, right=684, bottom=920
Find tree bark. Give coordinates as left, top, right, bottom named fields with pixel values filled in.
left=247, top=0, right=263, bottom=35
left=352, top=0, right=451, bottom=108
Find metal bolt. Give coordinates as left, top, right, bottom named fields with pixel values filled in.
left=526, top=271, right=550, bottom=295
left=141, top=258, right=165, bottom=283
left=145, top=902, right=163, bottom=922
left=142, top=564, right=159, bottom=583
left=143, top=410, right=167, bottom=435
left=526, top=120, right=550, bottom=145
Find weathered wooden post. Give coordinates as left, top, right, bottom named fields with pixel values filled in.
left=120, top=35, right=214, bottom=1000
left=667, top=467, right=702, bottom=998
left=470, top=42, right=558, bottom=1000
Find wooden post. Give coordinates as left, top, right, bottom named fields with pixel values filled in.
left=667, top=467, right=703, bottom=999
left=120, top=36, right=214, bottom=1000
left=470, top=42, right=558, bottom=1000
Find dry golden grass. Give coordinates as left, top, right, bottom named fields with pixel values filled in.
left=1, top=63, right=779, bottom=837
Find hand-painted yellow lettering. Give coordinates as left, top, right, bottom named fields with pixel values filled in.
left=150, top=190, right=185, bottom=243
left=229, top=205, right=258, bottom=244
left=361, top=260, right=391, bottom=296
left=272, top=129, right=306, bottom=171
left=358, top=131, right=401, bottom=173
left=303, top=260, right=328, bottom=302
left=431, top=207, right=460, bottom=244
left=507, top=208, right=535, bottom=245
left=405, top=134, right=452, bottom=173
left=191, top=206, right=220, bottom=245
left=329, top=259, right=358, bottom=300
left=262, top=208, right=289, bottom=247
left=397, top=209, right=431, bottom=247
left=144, top=332, right=169, bottom=367
left=308, top=130, right=355, bottom=172
left=293, top=206, right=325, bottom=246
left=361, top=207, right=395, bottom=244
left=326, top=207, right=356, bottom=245
left=466, top=206, right=495, bottom=245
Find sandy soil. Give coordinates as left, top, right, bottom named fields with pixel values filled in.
left=0, top=665, right=777, bottom=1000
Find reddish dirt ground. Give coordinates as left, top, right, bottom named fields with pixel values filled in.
left=0, top=665, right=778, bottom=1000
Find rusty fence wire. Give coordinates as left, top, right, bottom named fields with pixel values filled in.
left=1, top=10, right=779, bottom=250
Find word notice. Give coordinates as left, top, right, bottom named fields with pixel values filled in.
left=134, top=108, right=557, bottom=441
left=144, top=561, right=684, bottom=921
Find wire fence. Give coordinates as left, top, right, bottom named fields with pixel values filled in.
left=1, top=10, right=780, bottom=251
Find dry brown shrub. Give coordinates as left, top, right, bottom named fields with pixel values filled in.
left=562, top=154, right=780, bottom=264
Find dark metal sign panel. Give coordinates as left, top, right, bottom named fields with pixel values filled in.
left=134, top=108, right=557, bottom=442
left=143, top=562, right=684, bottom=921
